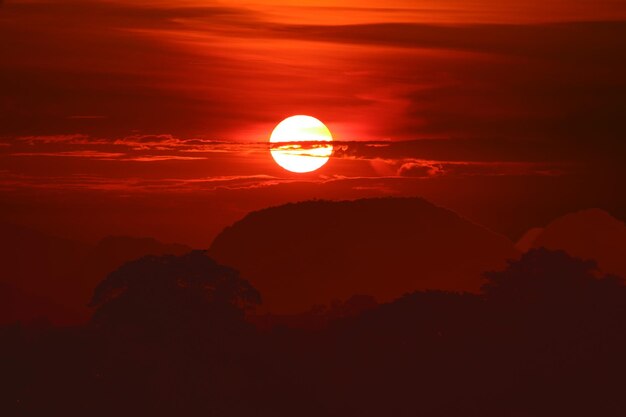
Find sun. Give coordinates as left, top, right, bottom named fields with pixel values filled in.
left=269, top=115, right=333, bottom=173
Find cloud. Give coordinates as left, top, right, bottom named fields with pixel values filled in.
left=11, top=151, right=125, bottom=160
left=113, top=135, right=241, bottom=152
left=0, top=172, right=290, bottom=193
left=1, top=1, right=624, bottom=174
left=4, top=132, right=574, bottom=181
left=397, top=161, right=443, bottom=178
left=331, top=139, right=585, bottom=166
left=6, top=133, right=576, bottom=166
left=66, top=115, right=108, bottom=120
left=16, top=135, right=95, bottom=145
left=6, top=134, right=265, bottom=160
left=267, top=21, right=626, bottom=61
left=0, top=1, right=266, bottom=138
left=125, top=155, right=207, bottom=162
left=1, top=0, right=623, bottom=197
left=10, top=150, right=208, bottom=162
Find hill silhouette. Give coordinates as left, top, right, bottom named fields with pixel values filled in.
left=516, top=209, right=626, bottom=277
left=209, top=197, right=518, bottom=313
left=0, top=224, right=192, bottom=323
left=0, top=223, right=90, bottom=322
left=0, top=282, right=75, bottom=325
left=0, top=223, right=90, bottom=293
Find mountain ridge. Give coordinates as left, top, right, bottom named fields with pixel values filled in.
left=209, top=197, right=519, bottom=313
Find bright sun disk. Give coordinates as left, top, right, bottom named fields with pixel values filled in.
left=269, top=115, right=333, bottom=173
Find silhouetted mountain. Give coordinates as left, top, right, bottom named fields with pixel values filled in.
left=0, top=222, right=90, bottom=289
left=517, top=209, right=626, bottom=277
left=515, top=226, right=544, bottom=252
left=0, top=223, right=90, bottom=322
left=0, top=224, right=192, bottom=324
left=209, top=197, right=518, bottom=313
left=0, top=282, right=73, bottom=325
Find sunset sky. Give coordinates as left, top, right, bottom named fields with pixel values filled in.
left=1, top=0, right=625, bottom=246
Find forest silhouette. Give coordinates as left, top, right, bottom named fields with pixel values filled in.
left=2, top=245, right=625, bottom=416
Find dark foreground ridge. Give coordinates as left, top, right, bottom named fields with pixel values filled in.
left=2, top=248, right=625, bottom=417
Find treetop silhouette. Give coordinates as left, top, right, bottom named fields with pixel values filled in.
left=89, top=250, right=261, bottom=337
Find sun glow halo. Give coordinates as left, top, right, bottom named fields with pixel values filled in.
left=269, top=115, right=333, bottom=173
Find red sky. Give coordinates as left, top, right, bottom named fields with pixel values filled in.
left=1, top=0, right=625, bottom=247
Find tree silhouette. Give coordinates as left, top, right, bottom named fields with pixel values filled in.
left=482, top=248, right=626, bottom=416
left=86, top=251, right=263, bottom=417
left=481, top=248, right=625, bottom=344
left=89, top=250, right=260, bottom=337
left=483, top=247, right=624, bottom=305
left=4, top=247, right=626, bottom=417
